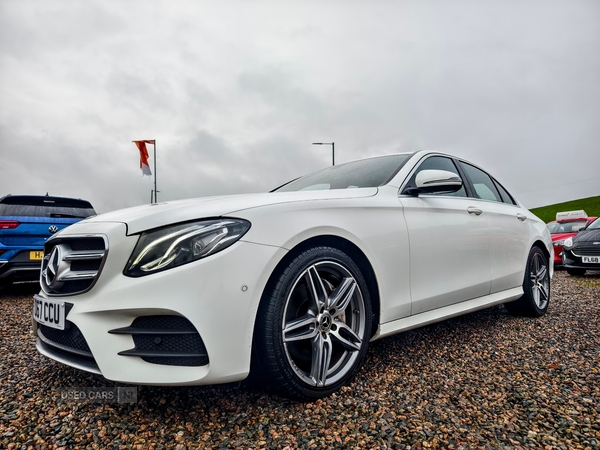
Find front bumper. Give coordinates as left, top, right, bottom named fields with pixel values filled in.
left=0, top=254, right=42, bottom=282
left=562, top=248, right=600, bottom=271
left=32, top=221, right=287, bottom=386
left=552, top=245, right=563, bottom=266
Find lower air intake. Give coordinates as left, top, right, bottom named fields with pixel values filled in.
left=109, top=315, right=209, bottom=367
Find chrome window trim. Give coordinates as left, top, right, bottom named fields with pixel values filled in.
left=397, top=153, right=522, bottom=208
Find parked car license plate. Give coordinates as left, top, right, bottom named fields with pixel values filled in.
left=582, top=256, right=599, bottom=264
left=33, top=295, right=65, bottom=330
left=30, top=251, right=44, bottom=260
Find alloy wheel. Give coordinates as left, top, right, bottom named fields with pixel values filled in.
left=529, top=252, right=549, bottom=310
left=282, top=261, right=367, bottom=387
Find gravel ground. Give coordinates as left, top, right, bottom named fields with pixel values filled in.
left=1, top=271, right=599, bottom=450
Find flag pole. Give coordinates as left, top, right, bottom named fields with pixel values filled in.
left=133, top=139, right=157, bottom=203
left=153, top=141, right=157, bottom=203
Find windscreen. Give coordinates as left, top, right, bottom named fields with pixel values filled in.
left=547, top=220, right=590, bottom=234
left=587, top=218, right=600, bottom=230
left=274, top=154, right=412, bottom=192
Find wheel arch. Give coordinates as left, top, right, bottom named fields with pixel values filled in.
left=247, top=234, right=380, bottom=390
left=531, top=239, right=552, bottom=276
left=252, top=234, right=381, bottom=344
left=295, top=235, right=378, bottom=336
left=532, top=239, right=550, bottom=260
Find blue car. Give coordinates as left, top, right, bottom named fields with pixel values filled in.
left=0, top=195, right=96, bottom=288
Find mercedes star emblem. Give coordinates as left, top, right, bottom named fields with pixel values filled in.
left=44, top=246, right=60, bottom=287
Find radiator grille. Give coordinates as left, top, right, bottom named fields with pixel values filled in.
left=572, top=245, right=600, bottom=257
left=40, top=235, right=107, bottom=296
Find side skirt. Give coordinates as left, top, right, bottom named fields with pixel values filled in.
left=374, top=287, right=523, bottom=340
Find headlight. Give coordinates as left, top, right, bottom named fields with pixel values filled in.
left=563, top=237, right=573, bottom=249
left=553, top=239, right=565, bottom=246
left=124, top=218, right=251, bottom=277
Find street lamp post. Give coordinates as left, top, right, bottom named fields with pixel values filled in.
left=312, top=142, right=335, bottom=166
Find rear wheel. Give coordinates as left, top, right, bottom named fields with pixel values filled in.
left=566, top=268, right=586, bottom=276
left=255, top=246, right=372, bottom=400
left=505, top=246, right=550, bottom=317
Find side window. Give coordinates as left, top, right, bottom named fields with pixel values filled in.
left=407, top=156, right=466, bottom=197
left=493, top=178, right=517, bottom=205
left=458, top=162, right=502, bottom=202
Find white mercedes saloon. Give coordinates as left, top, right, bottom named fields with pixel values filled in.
left=32, top=151, right=553, bottom=399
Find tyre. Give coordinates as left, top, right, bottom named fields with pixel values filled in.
left=566, top=268, right=586, bottom=276
left=505, top=246, right=550, bottom=317
left=254, top=246, right=372, bottom=400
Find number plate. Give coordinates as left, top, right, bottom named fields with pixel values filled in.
left=582, top=256, right=600, bottom=264
left=33, top=295, right=65, bottom=330
left=30, top=251, right=44, bottom=260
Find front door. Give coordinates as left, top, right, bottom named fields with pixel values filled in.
left=400, top=155, right=492, bottom=315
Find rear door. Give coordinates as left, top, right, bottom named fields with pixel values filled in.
left=456, top=161, right=529, bottom=293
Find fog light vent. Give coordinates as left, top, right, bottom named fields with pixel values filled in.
left=109, top=315, right=209, bottom=367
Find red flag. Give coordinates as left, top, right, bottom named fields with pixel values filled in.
left=133, top=140, right=154, bottom=176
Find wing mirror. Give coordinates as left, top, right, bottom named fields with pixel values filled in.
left=405, top=169, right=463, bottom=196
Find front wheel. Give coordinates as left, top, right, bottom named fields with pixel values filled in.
left=505, top=246, right=550, bottom=317
left=254, top=246, right=372, bottom=400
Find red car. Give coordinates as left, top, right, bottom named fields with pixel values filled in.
left=547, top=211, right=597, bottom=266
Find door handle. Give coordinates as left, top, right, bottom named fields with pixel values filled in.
left=467, top=206, right=482, bottom=216
left=517, top=214, right=527, bottom=221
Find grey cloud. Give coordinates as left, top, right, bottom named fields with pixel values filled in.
left=1, top=0, right=599, bottom=213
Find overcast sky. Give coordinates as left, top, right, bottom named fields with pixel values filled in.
left=1, top=0, right=599, bottom=214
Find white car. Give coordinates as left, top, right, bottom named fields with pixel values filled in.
left=32, top=151, right=553, bottom=400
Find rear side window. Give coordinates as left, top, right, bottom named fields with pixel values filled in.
left=492, top=179, right=517, bottom=205
left=0, top=196, right=96, bottom=218
left=458, top=162, right=503, bottom=202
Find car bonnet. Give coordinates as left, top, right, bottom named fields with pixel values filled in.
left=573, top=228, right=600, bottom=244
left=81, top=189, right=378, bottom=235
